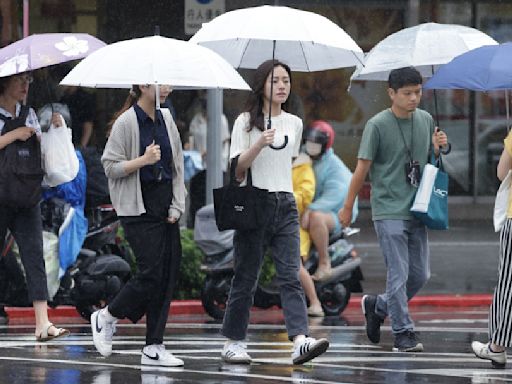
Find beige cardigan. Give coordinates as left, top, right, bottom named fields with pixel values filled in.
left=101, top=107, right=186, bottom=220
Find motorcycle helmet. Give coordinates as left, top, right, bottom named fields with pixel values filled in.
left=305, top=120, right=335, bottom=158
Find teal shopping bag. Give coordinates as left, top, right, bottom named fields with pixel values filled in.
left=410, top=154, right=449, bottom=230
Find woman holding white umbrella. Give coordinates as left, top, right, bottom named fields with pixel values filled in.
left=221, top=59, right=329, bottom=365
left=91, top=83, right=186, bottom=367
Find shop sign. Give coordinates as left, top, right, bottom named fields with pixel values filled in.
left=185, top=0, right=225, bottom=35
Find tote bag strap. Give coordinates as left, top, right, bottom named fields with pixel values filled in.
left=229, top=155, right=254, bottom=187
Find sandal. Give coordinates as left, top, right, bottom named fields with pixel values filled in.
left=307, top=305, right=325, bottom=317
left=36, top=323, right=70, bottom=342
left=312, top=268, right=332, bottom=282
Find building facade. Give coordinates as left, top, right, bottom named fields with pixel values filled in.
left=5, top=0, right=512, bottom=200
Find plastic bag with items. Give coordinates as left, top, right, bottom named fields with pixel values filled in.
left=41, top=114, right=79, bottom=187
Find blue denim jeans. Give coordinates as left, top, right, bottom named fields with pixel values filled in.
left=373, top=219, right=430, bottom=334
left=221, top=192, right=309, bottom=341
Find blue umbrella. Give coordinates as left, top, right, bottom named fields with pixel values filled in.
left=424, top=43, right=512, bottom=91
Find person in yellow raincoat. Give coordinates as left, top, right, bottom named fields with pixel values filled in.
left=292, top=151, right=324, bottom=317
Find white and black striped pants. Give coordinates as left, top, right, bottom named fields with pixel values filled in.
left=489, top=218, right=512, bottom=346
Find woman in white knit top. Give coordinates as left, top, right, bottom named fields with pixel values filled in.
left=220, top=59, right=330, bottom=365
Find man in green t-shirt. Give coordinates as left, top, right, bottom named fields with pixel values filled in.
left=339, top=67, right=448, bottom=352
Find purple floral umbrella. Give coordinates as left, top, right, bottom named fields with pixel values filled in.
left=0, top=33, right=106, bottom=77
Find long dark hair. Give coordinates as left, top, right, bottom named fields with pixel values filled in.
left=106, top=85, right=142, bottom=137
left=245, top=59, right=292, bottom=132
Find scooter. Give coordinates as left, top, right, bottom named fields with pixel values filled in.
left=194, top=204, right=363, bottom=320
left=0, top=198, right=132, bottom=322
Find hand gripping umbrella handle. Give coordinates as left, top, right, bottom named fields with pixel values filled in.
left=266, top=119, right=288, bottom=150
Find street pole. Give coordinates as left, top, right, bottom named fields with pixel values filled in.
left=23, top=0, right=29, bottom=37
left=206, top=89, right=223, bottom=205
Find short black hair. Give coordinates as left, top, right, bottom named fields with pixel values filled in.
left=388, top=67, right=422, bottom=91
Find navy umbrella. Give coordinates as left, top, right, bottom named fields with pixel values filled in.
left=424, top=43, right=512, bottom=91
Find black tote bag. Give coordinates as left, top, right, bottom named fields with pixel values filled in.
left=213, top=156, right=269, bottom=231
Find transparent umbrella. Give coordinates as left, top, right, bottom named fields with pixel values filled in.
left=350, top=22, right=497, bottom=129
left=351, top=22, right=497, bottom=81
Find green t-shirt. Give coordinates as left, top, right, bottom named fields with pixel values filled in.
left=358, top=108, right=435, bottom=220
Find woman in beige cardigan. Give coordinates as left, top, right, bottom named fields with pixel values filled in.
left=92, top=84, right=186, bottom=368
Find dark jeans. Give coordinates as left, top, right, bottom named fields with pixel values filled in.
left=0, top=204, right=48, bottom=301
left=108, top=182, right=182, bottom=346
left=221, top=192, right=309, bottom=341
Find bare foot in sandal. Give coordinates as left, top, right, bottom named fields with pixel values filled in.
left=36, top=323, right=70, bottom=342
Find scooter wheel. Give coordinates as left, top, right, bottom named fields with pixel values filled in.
left=201, top=276, right=231, bottom=320
left=320, top=282, right=351, bottom=317
left=75, top=302, right=104, bottom=323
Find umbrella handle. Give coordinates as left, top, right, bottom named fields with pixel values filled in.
left=269, top=135, right=288, bottom=150
left=440, top=142, right=451, bottom=155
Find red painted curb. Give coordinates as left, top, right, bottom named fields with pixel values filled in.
left=346, top=293, right=493, bottom=308
left=5, top=300, right=205, bottom=319
left=4, top=294, right=492, bottom=319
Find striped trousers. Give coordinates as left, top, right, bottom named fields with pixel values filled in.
left=489, top=218, right=512, bottom=346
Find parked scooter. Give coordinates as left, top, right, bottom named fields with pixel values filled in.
left=194, top=204, right=363, bottom=320
left=0, top=198, right=132, bottom=322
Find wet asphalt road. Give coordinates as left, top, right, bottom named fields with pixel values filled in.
left=0, top=306, right=510, bottom=384
left=0, top=218, right=505, bottom=383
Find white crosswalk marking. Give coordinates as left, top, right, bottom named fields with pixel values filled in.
left=0, top=309, right=511, bottom=383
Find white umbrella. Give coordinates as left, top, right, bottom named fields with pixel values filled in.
left=60, top=35, right=250, bottom=91
left=189, top=5, right=364, bottom=72
left=351, top=22, right=497, bottom=81
left=190, top=5, right=363, bottom=150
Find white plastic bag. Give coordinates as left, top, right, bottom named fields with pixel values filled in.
left=41, top=116, right=79, bottom=187
left=410, top=163, right=438, bottom=213
left=494, top=170, right=512, bottom=232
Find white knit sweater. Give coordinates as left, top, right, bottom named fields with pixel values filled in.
left=229, top=111, right=302, bottom=193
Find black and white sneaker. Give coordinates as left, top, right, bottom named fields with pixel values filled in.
left=292, top=337, right=329, bottom=365
left=392, top=330, right=424, bottom=352
left=141, top=344, right=184, bottom=367
left=361, top=294, right=384, bottom=344
left=221, top=341, right=252, bottom=364
left=91, top=309, right=117, bottom=357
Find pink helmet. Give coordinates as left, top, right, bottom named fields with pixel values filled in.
left=305, top=120, right=335, bottom=155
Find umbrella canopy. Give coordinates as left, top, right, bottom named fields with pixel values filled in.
left=0, top=33, right=106, bottom=77
left=351, top=22, right=497, bottom=81
left=189, top=5, right=364, bottom=72
left=60, top=35, right=250, bottom=90
left=424, top=43, right=512, bottom=91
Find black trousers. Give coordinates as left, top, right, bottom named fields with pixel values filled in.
left=108, top=182, right=182, bottom=346
left=0, top=204, right=48, bottom=302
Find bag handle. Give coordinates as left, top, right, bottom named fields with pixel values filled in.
left=430, top=147, right=444, bottom=170
left=229, top=155, right=254, bottom=187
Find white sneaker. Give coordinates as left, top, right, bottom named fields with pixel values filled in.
left=91, top=309, right=117, bottom=357
left=221, top=341, right=252, bottom=364
left=472, top=341, right=507, bottom=368
left=141, top=344, right=184, bottom=367
left=292, top=337, right=329, bottom=365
